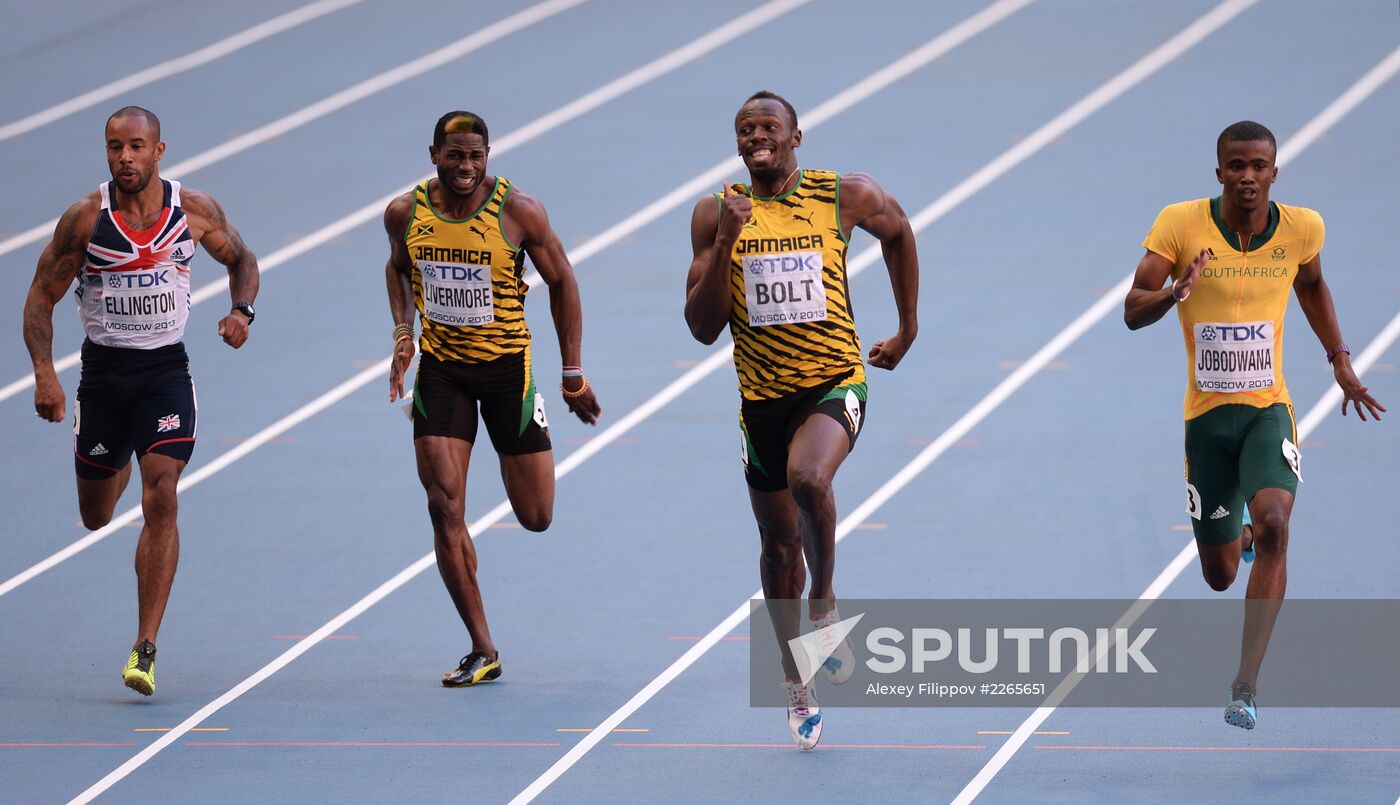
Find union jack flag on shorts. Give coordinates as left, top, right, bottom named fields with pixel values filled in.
left=156, top=414, right=181, bottom=433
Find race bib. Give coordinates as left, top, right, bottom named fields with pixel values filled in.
left=743, top=251, right=827, bottom=327
left=100, top=272, right=180, bottom=334
left=1194, top=320, right=1275, bottom=392
left=420, top=261, right=493, bottom=327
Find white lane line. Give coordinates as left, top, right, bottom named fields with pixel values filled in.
left=507, top=2, right=1263, bottom=802
left=0, top=0, right=367, bottom=142
left=0, top=0, right=986, bottom=599
left=0, top=0, right=807, bottom=404
left=950, top=45, right=1400, bottom=805
left=0, top=0, right=587, bottom=264
left=59, top=5, right=1030, bottom=800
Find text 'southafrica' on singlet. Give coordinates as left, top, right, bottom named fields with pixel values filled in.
left=724, top=169, right=865, bottom=401
left=406, top=176, right=530, bottom=363
left=77, top=179, right=195, bottom=349
left=1144, top=197, right=1325, bottom=420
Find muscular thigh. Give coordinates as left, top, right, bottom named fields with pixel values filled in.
left=740, top=375, right=866, bottom=492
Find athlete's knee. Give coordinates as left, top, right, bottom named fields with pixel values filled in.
left=1252, top=508, right=1289, bottom=554
left=759, top=528, right=801, bottom=568
left=425, top=485, right=465, bottom=527
left=79, top=508, right=113, bottom=531
left=786, top=465, right=833, bottom=510
left=1201, top=563, right=1235, bottom=592
left=516, top=504, right=552, bottom=533
left=140, top=475, right=179, bottom=525
left=1197, top=545, right=1236, bottom=591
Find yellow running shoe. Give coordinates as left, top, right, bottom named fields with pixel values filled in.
left=123, top=640, right=157, bottom=696
left=441, top=652, right=501, bottom=687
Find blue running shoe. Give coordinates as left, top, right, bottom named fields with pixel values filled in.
left=1240, top=509, right=1255, bottom=564
left=1225, top=681, right=1257, bottom=730
left=783, top=679, right=822, bottom=750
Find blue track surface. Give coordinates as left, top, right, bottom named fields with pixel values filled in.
left=3, top=2, right=1398, bottom=803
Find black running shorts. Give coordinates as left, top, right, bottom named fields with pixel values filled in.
left=412, top=349, right=551, bottom=455
left=73, top=339, right=197, bottom=479
left=739, top=373, right=867, bottom=492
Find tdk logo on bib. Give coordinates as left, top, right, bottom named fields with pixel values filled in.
left=1199, top=323, right=1268, bottom=343
left=745, top=253, right=819, bottom=277
left=107, top=270, right=170, bottom=290
left=434, top=265, right=486, bottom=282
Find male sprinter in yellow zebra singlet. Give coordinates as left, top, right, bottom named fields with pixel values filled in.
left=685, top=92, right=919, bottom=749
left=384, top=111, right=601, bottom=687
left=1125, top=121, right=1384, bottom=729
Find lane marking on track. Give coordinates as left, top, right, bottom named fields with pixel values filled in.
left=0, top=0, right=367, bottom=141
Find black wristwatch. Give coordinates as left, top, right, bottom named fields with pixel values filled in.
left=232, top=302, right=256, bottom=324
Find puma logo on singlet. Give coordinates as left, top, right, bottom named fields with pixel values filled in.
left=793, top=211, right=815, bottom=227
left=468, top=224, right=488, bottom=241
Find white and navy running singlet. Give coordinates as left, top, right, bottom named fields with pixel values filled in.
left=76, top=179, right=194, bottom=349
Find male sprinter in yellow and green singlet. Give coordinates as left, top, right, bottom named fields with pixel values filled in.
left=1125, top=120, right=1384, bottom=729
left=384, top=111, right=601, bottom=687
left=685, top=91, right=919, bottom=749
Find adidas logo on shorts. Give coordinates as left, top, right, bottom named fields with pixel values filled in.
left=89, top=443, right=108, bottom=456
left=1209, top=505, right=1230, bottom=520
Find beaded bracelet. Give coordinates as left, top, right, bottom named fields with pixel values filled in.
left=561, top=377, right=591, bottom=398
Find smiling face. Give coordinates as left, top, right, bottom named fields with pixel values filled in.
left=430, top=131, right=489, bottom=200
left=1216, top=139, right=1277, bottom=212
left=105, top=113, right=164, bottom=195
left=734, top=98, right=801, bottom=182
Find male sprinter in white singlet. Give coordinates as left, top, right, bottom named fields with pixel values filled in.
left=23, top=106, right=261, bottom=696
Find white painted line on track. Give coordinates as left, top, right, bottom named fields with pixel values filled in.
left=59, top=4, right=1030, bottom=801
left=0, top=0, right=804, bottom=404
left=950, top=44, right=1400, bottom=805
left=508, top=2, right=1270, bottom=801
left=2, top=0, right=810, bottom=597
left=0, top=0, right=586, bottom=267
left=0, top=0, right=367, bottom=142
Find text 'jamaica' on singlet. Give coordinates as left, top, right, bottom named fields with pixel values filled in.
left=77, top=179, right=195, bottom=349
left=724, top=169, right=864, bottom=401
left=407, top=176, right=530, bottom=363
left=1143, top=197, right=1324, bottom=420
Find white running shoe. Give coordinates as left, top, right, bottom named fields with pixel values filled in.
left=812, top=606, right=856, bottom=685
left=783, top=679, right=822, bottom=750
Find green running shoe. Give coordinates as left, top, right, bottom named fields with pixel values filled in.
left=123, top=640, right=157, bottom=696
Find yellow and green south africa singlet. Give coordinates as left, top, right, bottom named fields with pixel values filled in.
left=724, top=169, right=865, bottom=401
left=1143, top=197, right=1325, bottom=420
left=406, top=177, right=530, bottom=363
